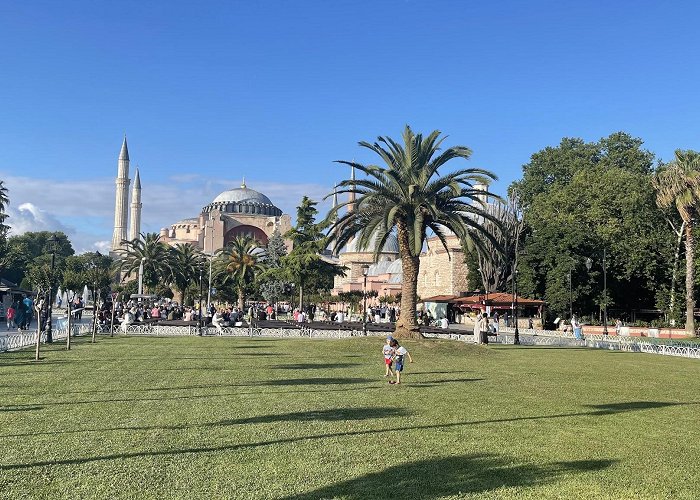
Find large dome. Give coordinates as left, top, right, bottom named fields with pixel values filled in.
left=203, top=181, right=282, bottom=217
left=212, top=186, right=274, bottom=205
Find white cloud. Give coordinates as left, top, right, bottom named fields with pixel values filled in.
left=7, top=202, right=70, bottom=235
left=1, top=172, right=338, bottom=254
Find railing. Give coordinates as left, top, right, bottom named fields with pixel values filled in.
left=3, top=322, right=699, bottom=361
left=0, top=323, right=94, bottom=353
left=497, top=328, right=700, bottom=359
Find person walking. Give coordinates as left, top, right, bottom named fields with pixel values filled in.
left=6, top=303, right=15, bottom=330
left=382, top=336, right=396, bottom=378
left=473, top=313, right=482, bottom=344
left=212, top=308, right=224, bottom=335
left=389, top=339, right=413, bottom=385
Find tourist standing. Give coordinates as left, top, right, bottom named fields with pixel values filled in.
left=382, top=336, right=395, bottom=377
left=473, top=313, right=482, bottom=344
left=390, top=339, right=413, bottom=385
left=6, top=303, right=15, bottom=330
left=212, top=309, right=224, bottom=335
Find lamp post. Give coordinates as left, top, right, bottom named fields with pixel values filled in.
left=91, top=251, right=102, bottom=343
left=206, top=218, right=214, bottom=311
left=586, top=250, right=608, bottom=335
left=197, top=265, right=204, bottom=336
left=46, top=234, right=58, bottom=343
left=512, top=262, right=520, bottom=345
left=138, top=257, right=145, bottom=297
left=362, top=265, right=369, bottom=336
left=568, top=265, right=573, bottom=320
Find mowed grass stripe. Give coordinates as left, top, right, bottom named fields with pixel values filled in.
left=0, top=335, right=698, bottom=499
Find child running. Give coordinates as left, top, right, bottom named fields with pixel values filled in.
left=382, top=336, right=396, bottom=377
left=389, top=339, right=413, bottom=385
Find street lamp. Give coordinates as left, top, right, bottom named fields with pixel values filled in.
left=512, top=262, right=520, bottom=345
left=46, top=234, right=58, bottom=343
left=197, top=264, right=204, bottom=336
left=91, top=251, right=102, bottom=343
left=138, top=257, right=146, bottom=297
left=362, top=264, right=370, bottom=336
left=586, top=250, right=608, bottom=335
left=568, top=265, right=573, bottom=320
left=205, top=218, right=214, bottom=312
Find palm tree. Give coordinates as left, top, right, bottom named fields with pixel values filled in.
left=0, top=180, right=10, bottom=269
left=653, top=150, right=700, bottom=336
left=115, top=233, right=172, bottom=294
left=328, top=126, right=500, bottom=338
left=217, top=235, right=266, bottom=310
left=0, top=180, right=9, bottom=235
left=169, top=243, right=204, bottom=305
left=0, top=180, right=8, bottom=213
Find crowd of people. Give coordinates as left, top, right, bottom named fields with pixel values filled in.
left=5, top=295, right=34, bottom=331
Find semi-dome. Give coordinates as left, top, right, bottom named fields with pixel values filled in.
left=203, top=180, right=282, bottom=217
left=343, top=231, right=400, bottom=254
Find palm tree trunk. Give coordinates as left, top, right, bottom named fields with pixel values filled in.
left=685, top=222, right=696, bottom=336
left=669, top=220, right=686, bottom=320
left=395, top=221, right=421, bottom=339
left=237, top=285, right=244, bottom=311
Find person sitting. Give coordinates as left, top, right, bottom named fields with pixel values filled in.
left=211, top=309, right=224, bottom=335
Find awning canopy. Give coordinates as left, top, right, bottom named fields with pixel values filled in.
left=453, top=292, right=545, bottom=308
left=0, top=278, right=34, bottom=296
left=419, top=294, right=460, bottom=303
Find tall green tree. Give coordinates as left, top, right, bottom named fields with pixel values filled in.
left=327, top=126, right=499, bottom=338
left=266, top=229, right=287, bottom=266
left=4, top=232, right=74, bottom=288
left=653, top=150, right=700, bottom=336
left=115, top=233, right=172, bottom=293
left=216, top=235, right=266, bottom=310
left=168, top=243, right=204, bottom=305
left=283, top=196, right=344, bottom=310
left=513, top=132, right=673, bottom=324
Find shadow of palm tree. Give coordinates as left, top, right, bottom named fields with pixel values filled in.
left=208, top=407, right=411, bottom=426
left=263, top=377, right=374, bottom=386
left=585, top=401, right=689, bottom=415
left=410, top=377, right=484, bottom=387
left=0, top=406, right=43, bottom=412
left=272, top=363, right=362, bottom=370
left=282, top=454, right=616, bottom=499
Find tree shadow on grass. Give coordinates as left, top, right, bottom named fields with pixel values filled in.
left=262, top=377, right=374, bottom=386
left=0, top=406, right=43, bottom=412
left=0, top=401, right=678, bottom=472
left=585, top=401, right=690, bottom=415
left=208, top=407, right=411, bottom=426
left=272, top=363, right=362, bottom=370
left=282, top=454, right=616, bottom=499
left=409, top=377, right=484, bottom=387
left=0, top=384, right=382, bottom=410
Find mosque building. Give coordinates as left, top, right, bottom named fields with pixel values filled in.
left=330, top=168, right=471, bottom=300
left=109, top=137, right=292, bottom=255
left=109, top=137, right=469, bottom=301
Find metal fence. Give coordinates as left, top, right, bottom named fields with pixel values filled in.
left=2, top=323, right=699, bottom=360
left=0, top=323, right=94, bottom=353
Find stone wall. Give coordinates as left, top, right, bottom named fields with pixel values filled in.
left=417, top=235, right=469, bottom=298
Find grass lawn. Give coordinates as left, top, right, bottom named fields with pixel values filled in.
left=1, top=336, right=699, bottom=499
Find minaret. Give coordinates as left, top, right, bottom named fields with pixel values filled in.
left=111, top=136, right=131, bottom=251
left=347, top=165, right=356, bottom=213
left=128, top=167, right=142, bottom=242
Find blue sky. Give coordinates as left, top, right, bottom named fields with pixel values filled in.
left=1, top=0, right=699, bottom=252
